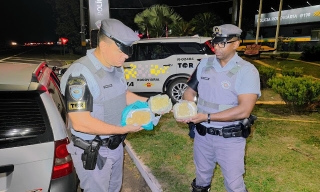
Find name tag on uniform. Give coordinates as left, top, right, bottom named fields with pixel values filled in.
left=68, top=101, right=86, bottom=110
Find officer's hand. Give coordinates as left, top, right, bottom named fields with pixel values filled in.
left=124, top=124, right=144, bottom=133
left=189, top=113, right=207, bottom=124
left=175, top=118, right=191, bottom=123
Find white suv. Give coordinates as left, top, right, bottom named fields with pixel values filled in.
left=0, top=62, right=77, bottom=192
left=123, top=36, right=214, bottom=102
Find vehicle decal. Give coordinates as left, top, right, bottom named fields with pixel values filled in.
left=177, top=57, right=194, bottom=61
left=127, top=82, right=134, bottom=86
left=137, top=78, right=160, bottom=81
left=124, top=63, right=138, bottom=79
left=124, top=63, right=170, bottom=80
left=144, top=82, right=153, bottom=87
left=178, top=63, right=194, bottom=68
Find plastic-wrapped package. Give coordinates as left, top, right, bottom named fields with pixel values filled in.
left=173, top=100, right=197, bottom=120
left=126, top=108, right=153, bottom=126
left=148, top=94, right=172, bottom=114
left=121, top=101, right=157, bottom=130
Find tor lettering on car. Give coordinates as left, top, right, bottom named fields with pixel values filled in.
left=178, top=63, right=194, bottom=68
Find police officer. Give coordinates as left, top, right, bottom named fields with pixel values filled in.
left=60, top=19, right=147, bottom=192
left=178, top=24, right=261, bottom=192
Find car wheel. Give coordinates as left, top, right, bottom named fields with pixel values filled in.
left=166, top=78, right=188, bottom=103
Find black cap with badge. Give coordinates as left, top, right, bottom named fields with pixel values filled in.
left=99, top=19, right=140, bottom=57
left=212, top=24, right=242, bottom=43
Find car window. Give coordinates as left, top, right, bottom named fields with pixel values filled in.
left=178, top=43, right=203, bottom=54
left=0, top=91, right=53, bottom=148
left=134, top=43, right=173, bottom=61
left=165, top=42, right=210, bottom=55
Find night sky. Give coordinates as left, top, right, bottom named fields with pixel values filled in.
left=0, top=0, right=319, bottom=45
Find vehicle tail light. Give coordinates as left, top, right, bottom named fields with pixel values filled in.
left=52, top=138, right=73, bottom=179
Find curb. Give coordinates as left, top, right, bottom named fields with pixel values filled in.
left=256, top=101, right=286, bottom=105
left=124, top=141, right=163, bottom=192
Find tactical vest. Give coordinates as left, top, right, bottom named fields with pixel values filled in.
left=197, top=56, right=246, bottom=128
left=68, top=56, right=127, bottom=140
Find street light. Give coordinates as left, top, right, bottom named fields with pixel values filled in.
left=271, top=7, right=276, bottom=11
left=307, top=1, right=312, bottom=6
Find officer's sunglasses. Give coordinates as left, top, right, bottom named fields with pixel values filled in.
left=110, top=37, right=133, bottom=57
left=212, top=40, right=238, bottom=48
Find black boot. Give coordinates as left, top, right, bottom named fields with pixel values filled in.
left=191, top=179, right=211, bottom=192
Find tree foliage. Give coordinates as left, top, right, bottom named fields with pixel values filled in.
left=170, top=20, right=195, bottom=36
left=45, top=0, right=81, bottom=50
left=190, top=12, right=223, bottom=37
left=134, top=4, right=182, bottom=38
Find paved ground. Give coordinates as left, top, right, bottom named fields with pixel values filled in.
left=120, top=149, right=152, bottom=192
left=76, top=148, right=152, bottom=192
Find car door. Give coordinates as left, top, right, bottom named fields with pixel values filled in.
left=124, top=43, right=176, bottom=92
left=0, top=91, right=55, bottom=192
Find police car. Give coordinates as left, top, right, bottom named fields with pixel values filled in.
left=124, top=36, right=215, bottom=102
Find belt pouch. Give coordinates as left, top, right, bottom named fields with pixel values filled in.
left=81, top=137, right=101, bottom=170
left=108, top=134, right=127, bottom=150
left=222, top=125, right=241, bottom=138
left=195, top=123, right=206, bottom=136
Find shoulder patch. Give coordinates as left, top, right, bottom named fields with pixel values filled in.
left=69, top=85, right=85, bottom=101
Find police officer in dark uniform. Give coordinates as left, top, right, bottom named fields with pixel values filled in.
left=60, top=19, right=147, bottom=192
left=177, top=24, right=261, bottom=192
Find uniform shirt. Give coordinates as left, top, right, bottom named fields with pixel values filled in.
left=60, top=49, right=128, bottom=140
left=61, top=49, right=125, bottom=99
left=196, top=53, right=261, bottom=98
left=194, top=53, right=261, bottom=128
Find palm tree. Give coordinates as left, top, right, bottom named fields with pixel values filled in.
left=134, top=10, right=154, bottom=38
left=134, top=4, right=182, bottom=38
left=170, top=20, right=195, bottom=36
left=190, top=12, right=223, bottom=37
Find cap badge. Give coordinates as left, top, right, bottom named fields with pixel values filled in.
left=213, top=26, right=222, bottom=35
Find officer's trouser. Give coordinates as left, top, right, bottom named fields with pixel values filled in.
left=193, top=131, right=246, bottom=192
left=67, top=141, right=123, bottom=192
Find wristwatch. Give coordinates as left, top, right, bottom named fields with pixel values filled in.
left=207, top=114, right=211, bottom=124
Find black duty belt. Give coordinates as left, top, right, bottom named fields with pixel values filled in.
left=206, top=127, right=223, bottom=136
left=195, top=123, right=243, bottom=138
left=86, top=137, right=110, bottom=147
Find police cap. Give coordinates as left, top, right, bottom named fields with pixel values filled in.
left=212, top=24, right=242, bottom=43
left=100, top=19, right=139, bottom=46
left=99, top=19, right=139, bottom=56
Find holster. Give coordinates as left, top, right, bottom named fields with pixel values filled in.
left=240, top=114, right=257, bottom=138
left=72, top=135, right=101, bottom=170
